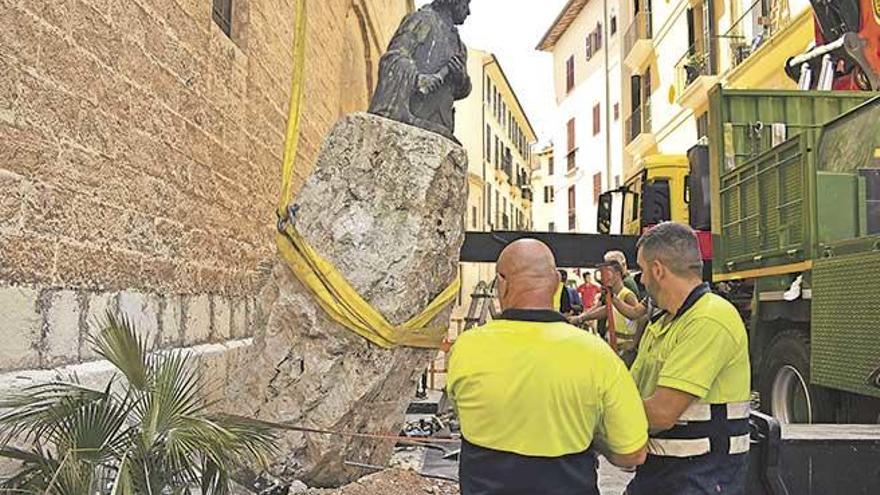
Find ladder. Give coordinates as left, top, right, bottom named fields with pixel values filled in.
left=462, top=280, right=499, bottom=331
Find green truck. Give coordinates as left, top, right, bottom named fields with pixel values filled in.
left=698, top=87, right=880, bottom=423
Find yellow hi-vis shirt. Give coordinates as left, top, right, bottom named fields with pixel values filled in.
left=631, top=284, right=751, bottom=404
left=447, top=310, right=648, bottom=458
left=613, top=286, right=636, bottom=337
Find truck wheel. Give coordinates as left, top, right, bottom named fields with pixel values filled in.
left=758, top=331, right=835, bottom=424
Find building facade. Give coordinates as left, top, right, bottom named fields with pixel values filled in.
left=437, top=48, right=537, bottom=382
left=0, top=0, right=413, bottom=396
left=621, top=0, right=814, bottom=180
left=538, top=0, right=626, bottom=234
left=531, top=145, right=557, bottom=232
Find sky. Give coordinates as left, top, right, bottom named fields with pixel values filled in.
left=415, top=0, right=571, bottom=144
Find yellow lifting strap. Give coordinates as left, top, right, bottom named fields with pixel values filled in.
left=275, top=0, right=459, bottom=350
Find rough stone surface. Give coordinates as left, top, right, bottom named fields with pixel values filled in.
left=160, top=294, right=184, bottom=348
left=186, top=294, right=212, bottom=344
left=82, top=291, right=117, bottom=360
left=227, top=113, right=467, bottom=487
left=118, top=290, right=160, bottom=349
left=45, top=290, right=82, bottom=366
left=0, top=285, right=41, bottom=370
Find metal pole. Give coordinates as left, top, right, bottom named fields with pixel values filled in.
left=604, top=0, right=612, bottom=194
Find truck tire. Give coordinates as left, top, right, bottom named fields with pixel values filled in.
left=758, top=330, right=836, bottom=424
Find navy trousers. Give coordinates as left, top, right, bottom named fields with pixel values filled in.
left=625, top=452, right=749, bottom=495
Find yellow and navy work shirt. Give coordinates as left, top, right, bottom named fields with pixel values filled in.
left=630, top=284, right=750, bottom=404
left=612, top=286, right=637, bottom=337
left=448, top=309, right=648, bottom=494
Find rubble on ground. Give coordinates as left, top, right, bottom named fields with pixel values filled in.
left=304, top=469, right=459, bottom=495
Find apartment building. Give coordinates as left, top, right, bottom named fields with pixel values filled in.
left=621, top=0, right=816, bottom=178
left=448, top=48, right=538, bottom=335
left=538, top=0, right=626, bottom=234
left=531, top=145, right=558, bottom=232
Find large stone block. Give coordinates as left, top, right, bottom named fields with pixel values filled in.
left=227, top=113, right=467, bottom=486
left=82, top=290, right=117, bottom=360
left=118, top=290, right=160, bottom=349
left=212, top=296, right=231, bottom=341
left=0, top=285, right=41, bottom=370
left=185, top=294, right=212, bottom=344
left=45, top=290, right=82, bottom=366
left=160, top=294, right=183, bottom=348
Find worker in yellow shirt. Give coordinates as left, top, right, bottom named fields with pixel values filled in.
left=569, top=260, right=639, bottom=354
left=447, top=239, right=648, bottom=495
left=625, top=222, right=751, bottom=495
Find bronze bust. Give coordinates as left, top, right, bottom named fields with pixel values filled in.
left=368, top=0, right=472, bottom=143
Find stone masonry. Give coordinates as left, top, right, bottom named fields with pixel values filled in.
left=0, top=0, right=412, bottom=385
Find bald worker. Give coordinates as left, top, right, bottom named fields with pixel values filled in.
left=447, top=239, right=648, bottom=495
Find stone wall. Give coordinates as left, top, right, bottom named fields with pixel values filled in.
left=0, top=0, right=411, bottom=380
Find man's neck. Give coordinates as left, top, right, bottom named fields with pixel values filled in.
left=663, top=279, right=703, bottom=316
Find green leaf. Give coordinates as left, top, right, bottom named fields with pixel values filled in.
left=88, top=312, right=151, bottom=391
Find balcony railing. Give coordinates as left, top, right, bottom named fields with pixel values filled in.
left=674, top=42, right=717, bottom=96
left=718, top=0, right=788, bottom=72
left=625, top=98, right=652, bottom=146
left=624, top=11, right=653, bottom=61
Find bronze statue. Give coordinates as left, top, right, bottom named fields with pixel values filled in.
left=368, top=0, right=472, bottom=143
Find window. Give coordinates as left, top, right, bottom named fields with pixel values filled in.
left=567, top=118, right=577, bottom=171
left=213, top=0, right=233, bottom=37
left=544, top=186, right=555, bottom=203
left=611, top=14, right=618, bottom=35
left=485, top=126, right=492, bottom=161
left=586, top=36, right=593, bottom=61
left=614, top=102, right=620, bottom=121
left=549, top=222, right=556, bottom=232
left=568, top=186, right=577, bottom=231
left=592, top=103, right=601, bottom=136
left=471, top=206, right=477, bottom=229
left=495, top=190, right=500, bottom=226
left=696, top=112, right=709, bottom=139
left=586, top=23, right=603, bottom=60
left=548, top=156, right=555, bottom=176
left=593, top=172, right=603, bottom=204
left=566, top=56, right=575, bottom=93
left=486, top=185, right=492, bottom=226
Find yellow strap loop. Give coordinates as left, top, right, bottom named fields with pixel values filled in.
left=275, top=0, right=458, bottom=349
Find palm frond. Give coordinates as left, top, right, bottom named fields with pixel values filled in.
left=0, top=381, right=107, bottom=445
left=136, top=352, right=205, bottom=450
left=87, top=312, right=151, bottom=391
left=0, top=445, right=59, bottom=493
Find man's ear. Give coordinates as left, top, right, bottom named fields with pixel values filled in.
left=650, top=260, right=663, bottom=282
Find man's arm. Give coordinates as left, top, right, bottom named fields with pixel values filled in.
left=643, top=386, right=698, bottom=432
left=605, top=446, right=648, bottom=468
left=612, top=293, right=646, bottom=321
left=596, top=354, right=649, bottom=468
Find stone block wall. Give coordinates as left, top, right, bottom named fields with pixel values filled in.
left=0, top=0, right=411, bottom=385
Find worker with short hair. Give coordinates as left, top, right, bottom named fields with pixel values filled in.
left=447, top=239, right=648, bottom=495
left=569, top=260, right=639, bottom=353
left=625, top=222, right=751, bottom=495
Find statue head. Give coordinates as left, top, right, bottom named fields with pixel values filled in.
left=433, top=0, right=471, bottom=25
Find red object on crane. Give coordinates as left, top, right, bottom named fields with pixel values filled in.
left=787, top=0, right=880, bottom=90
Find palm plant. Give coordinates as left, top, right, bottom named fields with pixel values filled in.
left=0, top=312, right=277, bottom=494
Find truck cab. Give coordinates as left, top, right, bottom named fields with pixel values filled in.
left=598, top=155, right=690, bottom=236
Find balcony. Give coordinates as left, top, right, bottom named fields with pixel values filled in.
left=674, top=43, right=718, bottom=111
left=718, top=0, right=787, bottom=74
left=624, top=99, right=656, bottom=157
left=623, top=11, right=654, bottom=72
